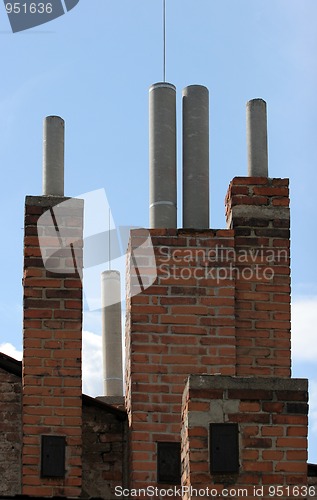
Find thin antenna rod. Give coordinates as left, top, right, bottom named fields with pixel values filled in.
left=163, top=0, right=166, bottom=82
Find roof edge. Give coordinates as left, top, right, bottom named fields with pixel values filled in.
left=0, top=351, right=22, bottom=377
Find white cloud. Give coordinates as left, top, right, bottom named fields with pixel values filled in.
left=292, top=297, right=317, bottom=361
left=83, top=310, right=102, bottom=335
left=291, top=296, right=317, bottom=462
left=82, top=330, right=103, bottom=397
left=82, top=328, right=125, bottom=398
left=0, top=342, right=22, bottom=360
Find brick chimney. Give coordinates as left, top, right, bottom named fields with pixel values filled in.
left=125, top=193, right=293, bottom=488
left=125, top=92, right=308, bottom=496
left=22, top=196, right=83, bottom=497
left=225, top=176, right=291, bottom=377
left=22, top=116, right=84, bottom=497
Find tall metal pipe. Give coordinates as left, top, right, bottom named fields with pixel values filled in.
left=101, top=270, right=123, bottom=397
left=182, top=85, right=209, bottom=228
left=246, top=99, right=268, bottom=177
left=149, top=82, right=177, bottom=228
left=42, top=116, right=65, bottom=196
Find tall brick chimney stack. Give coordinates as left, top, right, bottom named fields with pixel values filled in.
left=22, top=117, right=84, bottom=497
left=225, top=176, right=291, bottom=377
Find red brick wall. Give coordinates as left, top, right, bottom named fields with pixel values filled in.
left=22, top=196, right=83, bottom=497
left=225, top=177, right=291, bottom=377
left=126, top=177, right=294, bottom=493
left=0, top=367, right=22, bottom=496
left=181, top=375, right=308, bottom=500
left=126, top=228, right=237, bottom=491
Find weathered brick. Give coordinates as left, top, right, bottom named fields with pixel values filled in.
left=21, top=196, right=84, bottom=497
left=125, top=177, right=305, bottom=495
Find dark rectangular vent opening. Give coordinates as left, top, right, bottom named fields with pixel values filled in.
left=210, top=423, right=239, bottom=474
left=157, top=442, right=181, bottom=484
left=41, top=435, right=66, bottom=478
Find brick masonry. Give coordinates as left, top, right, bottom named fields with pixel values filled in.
left=82, top=397, right=128, bottom=498
left=181, top=375, right=308, bottom=500
left=0, top=176, right=309, bottom=498
left=0, top=366, right=22, bottom=496
left=225, top=178, right=291, bottom=377
left=126, top=228, right=237, bottom=492
left=0, top=355, right=128, bottom=499
left=125, top=177, right=307, bottom=496
left=22, top=196, right=84, bottom=498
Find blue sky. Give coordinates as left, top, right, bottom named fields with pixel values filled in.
left=0, top=0, right=316, bottom=462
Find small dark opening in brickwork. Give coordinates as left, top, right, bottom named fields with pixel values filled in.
left=157, top=442, right=181, bottom=484
left=41, top=435, right=66, bottom=478
left=286, top=402, right=308, bottom=415
left=210, top=423, right=239, bottom=474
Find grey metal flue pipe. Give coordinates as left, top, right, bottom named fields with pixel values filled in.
left=149, top=82, right=177, bottom=228
left=42, top=116, right=65, bottom=196
left=101, top=270, right=123, bottom=397
left=246, top=99, right=268, bottom=177
left=182, top=85, right=209, bottom=229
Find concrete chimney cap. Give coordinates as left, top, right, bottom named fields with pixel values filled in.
left=247, top=98, right=267, bottom=106
left=44, top=115, right=64, bottom=122
left=183, top=84, right=209, bottom=94
left=101, top=270, right=120, bottom=281
left=149, top=82, right=176, bottom=92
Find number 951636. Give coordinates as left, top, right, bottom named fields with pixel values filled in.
left=5, top=3, right=53, bottom=15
